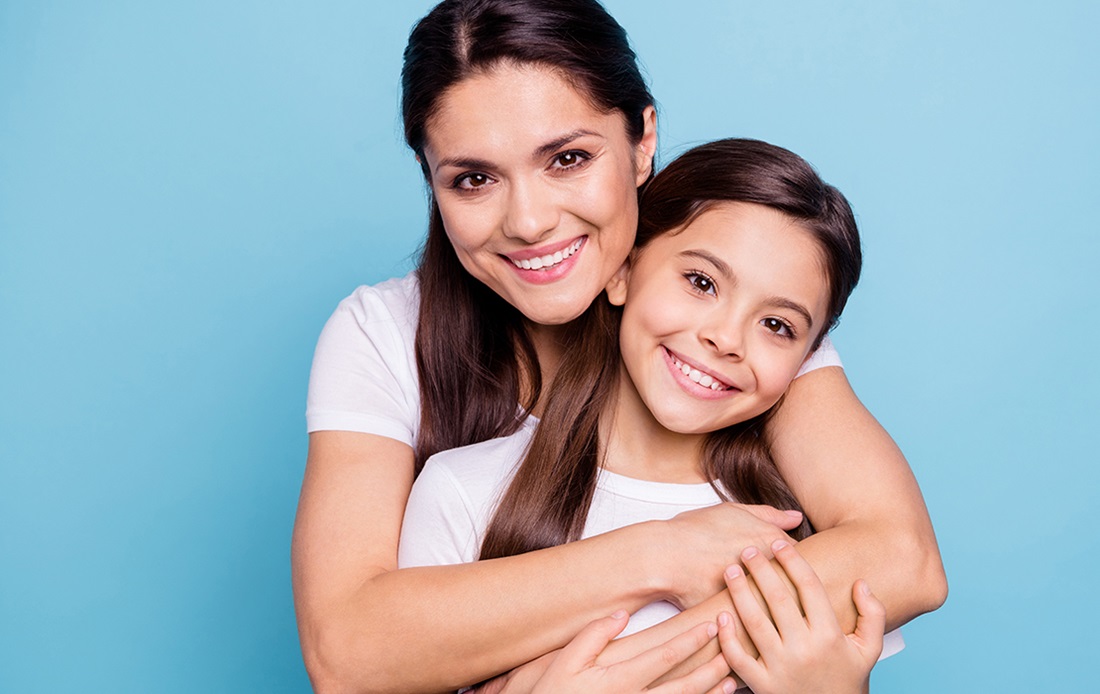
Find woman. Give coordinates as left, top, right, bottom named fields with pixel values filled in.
left=293, top=2, right=946, bottom=692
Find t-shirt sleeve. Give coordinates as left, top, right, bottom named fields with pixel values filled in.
left=306, top=281, right=420, bottom=446
left=795, top=333, right=843, bottom=378
left=398, top=459, right=481, bottom=568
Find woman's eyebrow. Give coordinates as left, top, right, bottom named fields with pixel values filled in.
left=432, top=129, right=601, bottom=175
left=534, top=129, right=601, bottom=159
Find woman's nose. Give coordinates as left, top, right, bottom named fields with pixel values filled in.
left=502, top=179, right=560, bottom=243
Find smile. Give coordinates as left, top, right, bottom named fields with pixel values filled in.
left=665, top=348, right=735, bottom=392
left=508, top=238, right=584, bottom=271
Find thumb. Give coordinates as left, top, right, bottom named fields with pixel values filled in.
left=742, top=503, right=803, bottom=530
left=558, top=610, right=630, bottom=666
left=850, top=580, right=886, bottom=661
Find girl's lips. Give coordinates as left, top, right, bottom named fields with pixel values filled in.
left=502, top=237, right=586, bottom=284
left=662, top=347, right=739, bottom=399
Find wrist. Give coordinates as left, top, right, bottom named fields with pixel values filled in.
left=620, top=520, right=676, bottom=603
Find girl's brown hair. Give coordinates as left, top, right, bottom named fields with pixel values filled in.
left=403, top=0, right=656, bottom=471
left=481, top=139, right=862, bottom=558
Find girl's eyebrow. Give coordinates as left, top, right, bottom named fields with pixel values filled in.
left=679, top=249, right=734, bottom=279
left=679, top=249, right=814, bottom=329
left=432, top=130, right=601, bottom=175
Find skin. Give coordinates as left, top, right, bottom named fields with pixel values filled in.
left=604, top=201, right=831, bottom=481
left=293, top=63, right=947, bottom=694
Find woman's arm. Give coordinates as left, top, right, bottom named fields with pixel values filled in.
left=292, top=431, right=802, bottom=694
left=592, top=366, right=946, bottom=678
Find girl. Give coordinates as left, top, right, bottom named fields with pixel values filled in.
left=399, top=138, right=893, bottom=692
left=293, top=2, right=946, bottom=691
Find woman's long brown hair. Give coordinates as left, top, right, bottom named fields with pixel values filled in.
left=481, top=139, right=863, bottom=558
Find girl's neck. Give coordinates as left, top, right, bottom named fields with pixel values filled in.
left=599, top=362, right=710, bottom=484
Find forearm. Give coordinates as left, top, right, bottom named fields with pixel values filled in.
left=299, top=522, right=665, bottom=694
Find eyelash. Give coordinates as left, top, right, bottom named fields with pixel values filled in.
left=684, top=270, right=717, bottom=296
left=449, top=150, right=592, bottom=191
left=761, top=317, right=797, bottom=340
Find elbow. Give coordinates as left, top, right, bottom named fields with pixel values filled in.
left=299, top=621, right=394, bottom=694
left=899, top=527, right=948, bottom=616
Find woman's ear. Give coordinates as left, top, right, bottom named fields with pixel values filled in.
left=605, top=259, right=632, bottom=306
left=634, top=105, right=658, bottom=185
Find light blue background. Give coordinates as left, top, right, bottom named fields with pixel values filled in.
left=2, top=1, right=1096, bottom=691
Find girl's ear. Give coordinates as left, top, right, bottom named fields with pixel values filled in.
left=605, top=259, right=632, bottom=306
left=634, top=105, right=658, bottom=185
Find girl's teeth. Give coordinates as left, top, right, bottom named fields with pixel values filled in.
left=672, top=354, right=729, bottom=391
left=511, top=239, right=582, bottom=271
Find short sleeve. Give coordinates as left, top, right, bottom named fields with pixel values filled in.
left=795, top=334, right=843, bottom=378
left=398, top=459, right=481, bottom=568
left=306, top=276, right=421, bottom=446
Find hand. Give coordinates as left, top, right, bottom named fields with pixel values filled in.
left=717, top=541, right=886, bottom=694
left=518, top=611, right=736, bottom=694
left=663, top=503, right=803, bottom=608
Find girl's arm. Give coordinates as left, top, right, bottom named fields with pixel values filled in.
left=292, top=431, right=802, bottom=694
left=592, top=366, right=946, bottom=677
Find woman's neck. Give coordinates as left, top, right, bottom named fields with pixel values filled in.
left=521, top=321, right=569, bottom=418
left=600, top=362, right=710, bottom=484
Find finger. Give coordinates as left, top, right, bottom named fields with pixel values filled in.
left=741, top=503, right=803, bottom=530
left=724, top=563, right=782, bottom=655
left=851, top=580, right=886, bottom=662
left=646, top=653, right=735, bottom=694
left=557, top=610, right=630, bottom=666
left=715, top=610, right=764, bottom=691
left=770, top=540, right=838, bottom=631
left=740, top=545, right=805, bottom=641
left=701, top=677, right=741, bottom=694
left=611, top=620, right=718, bottom=686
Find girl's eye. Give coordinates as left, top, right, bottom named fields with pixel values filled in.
left=453, top=172, right=492, bottom=190
left=761, top=317, right=794, bottom=338
left=685, top=272, right=717, bottom=296
left=552, top=150, right=590, bottom=170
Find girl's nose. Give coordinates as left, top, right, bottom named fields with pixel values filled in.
left=502, top=179, right=560, bottom=243
left=700, top=313, right=746, bottom=360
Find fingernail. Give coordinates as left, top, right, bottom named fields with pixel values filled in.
left=772, top=539, right=789, bottom=552
left=707, top=622, right=718, bottom=638
left=860, top=580, right=872, bottom=596
left=726, top=564, right=743, bottom=579
left=718, top=611, right=730, bottom=627
left=723, top=679, right=737, bottom=694
left=742, top=546, right=759, bottom=560
left=784, top=509, right=803, bottom=518
left=611, top=609, right=628, bottom=619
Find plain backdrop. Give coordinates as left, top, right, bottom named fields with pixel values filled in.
left=2, top=1, right=1097, bottom=691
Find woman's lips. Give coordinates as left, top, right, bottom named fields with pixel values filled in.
left=502, top=237, right=586, bottom=283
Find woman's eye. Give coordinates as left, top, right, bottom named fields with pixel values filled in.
left=454, top=173, right=491, bottom=190
left=552, top=151, right=589, bottom=170
left=762, top=317, right=793, bottom=337
left=685, top=272, right=716, bottom=295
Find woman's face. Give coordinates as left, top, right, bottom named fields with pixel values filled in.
left=421, top=63, right=656, bottom=326
left=607, top=202, right=831, bottom=436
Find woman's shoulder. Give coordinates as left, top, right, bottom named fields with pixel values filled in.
left=335, top=272, right=420, bottom=330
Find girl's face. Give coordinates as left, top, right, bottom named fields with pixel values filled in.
left=607, top=202, right=831, bottom=436
left=421, top=63, right=656, bottom=326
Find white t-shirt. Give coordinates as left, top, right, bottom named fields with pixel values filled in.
left=305, top=273, right=842, bottom=441
left=399, top=417, right=905, bottom=656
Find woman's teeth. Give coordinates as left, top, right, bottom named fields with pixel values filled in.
left=511, top=239, right=583, bottom=270
left=671, top=354, right=731, bottom=391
